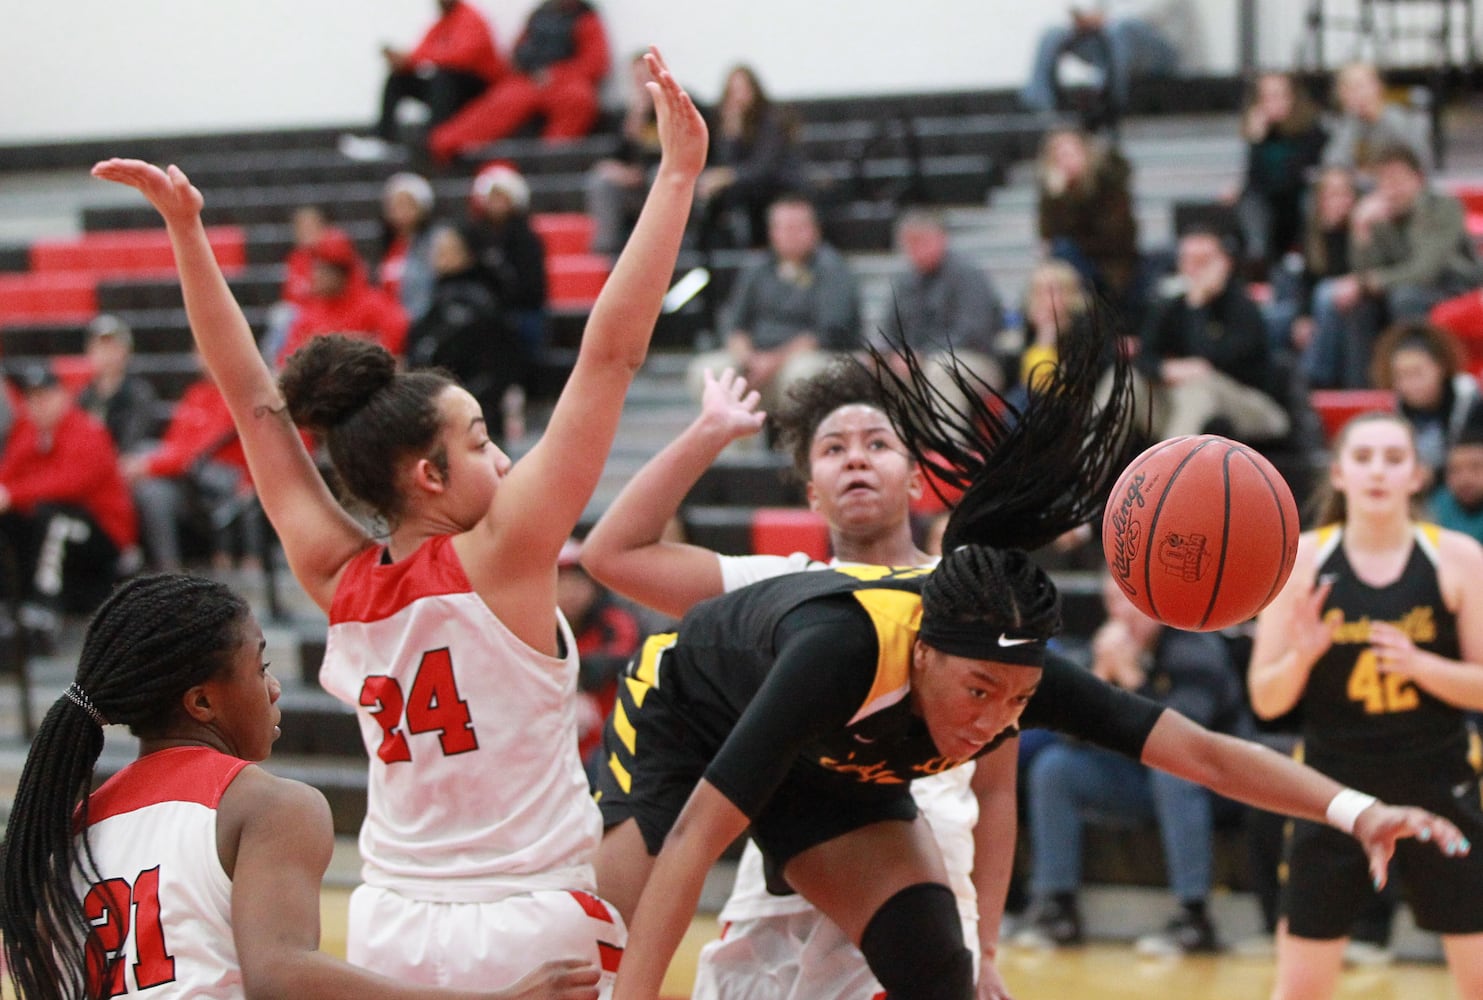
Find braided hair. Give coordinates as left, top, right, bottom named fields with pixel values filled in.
left=0, top=575, right=250, bottom=1000
left=868, top=303, right=1140, bottom=643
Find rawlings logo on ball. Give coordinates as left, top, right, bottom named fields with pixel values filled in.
left=1158, top=532, right=1209, bottom=582
left=1108, top=471, right=1156, bottom=595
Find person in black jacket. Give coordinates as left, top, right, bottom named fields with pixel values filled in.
left=405, top=223, right=525, bottom=443
left=1130, top=227, right=1291, bottom=444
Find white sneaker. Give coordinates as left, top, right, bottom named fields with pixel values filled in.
left=338, top=134, right=393, bottom=162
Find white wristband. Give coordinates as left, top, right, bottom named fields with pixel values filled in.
left=1326, top=788, right=1378, bottom=834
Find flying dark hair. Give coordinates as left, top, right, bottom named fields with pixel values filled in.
left=868, top=305, right=1139, bottom=643
left=0, top=575, right=251, bottom=1000
left=278, top=334, right=454, bottom=521
left=870, top=304, right=1139, bottom=555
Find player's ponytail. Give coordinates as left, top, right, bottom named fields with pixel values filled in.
left=0, top=575, right=250, bottom=1000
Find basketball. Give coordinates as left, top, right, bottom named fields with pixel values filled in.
left=1102, top=435, right=1300, bottom=632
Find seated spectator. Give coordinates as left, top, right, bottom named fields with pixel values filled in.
left=121, top=369, right=261, bottom=575
left=695, top=64, right=806, bottom=251
left=1128, top=227, right=1290, bottom=443
left=276, top=229, right=409, bottom=366
left=1015, top=260, right=1097, bottom=395
left=467, top=163, right=548, bottom=435
left=428, top=0, right=610, bottom=162
left=1270, top=166, right=1358, bottom=353
left=406, top=223, right=525, bottom=442
left=1019, top=2, right=1180, bottom=120
left=1321, top=61, right=1432, bottom=176
left=1014, top=572, right=1248, bottom=955
left=76, top=314, right=157, bottom=456
left=1429, top=424, right=1483, bottom=545
left=1037, top=127, right=1144, bottom=325
left=377, top=173, right=437, bottom=324
left=875, top=209, right=1006, bottom=412
left=555, top=538, right=643, bottom=783
left=687, top=195, right=861, bottom=416
left=1235, top=71, right=1327, bottom=274
left=1306, top=143, right=1483, bottom=388
left=0, top=364, right=138, bottom=640
left=260, top=205, right=329, bottom=363
left=585, top=51, right=662, bottom=256
left=339, top=0, right=505, bottom=161
left=1369, top=321, right=1481, bottom=488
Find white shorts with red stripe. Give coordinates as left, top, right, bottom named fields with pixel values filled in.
left=347, top=883, right=625, bottom=995
left=691, top=912, right=884, bottom=1000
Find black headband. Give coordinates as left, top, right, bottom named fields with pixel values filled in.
left=917, top=618, right=1047, bottom=667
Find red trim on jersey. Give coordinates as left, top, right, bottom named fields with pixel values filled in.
left=330, top=535, right=475, bottom=625
left=569, top=889, right=614, bottom=924
left=597, top=940, right=623, bottom=973
left=84, top=748, right=249, bottom=826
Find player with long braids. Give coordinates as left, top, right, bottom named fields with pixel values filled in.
left=0, top=574, right=596, bottom=1000
left=597, top=319, right=1469, bottom=1000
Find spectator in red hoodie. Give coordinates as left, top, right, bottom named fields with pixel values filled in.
left=0, top=364, right=138, bottom=639
left=261, top=205, right=330, bottom=364
left=121, top=370, right=262, bottom=574
left=341, top=0, right=506, bottom=160
left=276, top=229, right=410, bottom=366
left=429, top=0, right=610, bottom=161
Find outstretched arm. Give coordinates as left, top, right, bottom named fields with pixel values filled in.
left=580, top=367, right=764, bottom=618
left=612, top=780, right=749, bottom=1000
left=1141, top=710, right=1468, bottom=888
left=89, top=159, right=368, bottom=611
left=970, top=745, right=1018, bottom=1000
left=488, top=47, right=707, bottom=575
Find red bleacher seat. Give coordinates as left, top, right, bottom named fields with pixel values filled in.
left=750, top=508, right=830, bottom=560
left=1309, top=388, right=1397, bottom=442
left=0, top=273, right=98, bottom=325
left=29, top=226, right=247, bottom=277
left=532, top=213, right=596, bottom=256
left=547, top=253, right=610, bottom=309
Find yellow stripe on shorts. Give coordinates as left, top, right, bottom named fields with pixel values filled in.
left=608, top=752, right=632, bottom=794
left=614, top=696, right=637, bottom=755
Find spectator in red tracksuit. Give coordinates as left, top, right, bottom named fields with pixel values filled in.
left=429, top=0, right=610, bottom=161
left=276, top=229, right=409, bottom=366
left=0, top=364, right=137, bottom=636
left=121, top=373, right=261, bottom=574
left=371, top=0, right=506, bottom=148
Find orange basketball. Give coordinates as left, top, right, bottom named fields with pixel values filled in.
left=1101, top=435, right=1300, bottom=632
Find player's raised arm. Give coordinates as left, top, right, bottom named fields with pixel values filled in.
left=90, top=159, right=369, bottom=610
left=489, top=47, right=707, bottom=575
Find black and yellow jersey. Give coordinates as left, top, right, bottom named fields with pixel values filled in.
left=1303, top=523, right=1465, bottom=757
left=621, top=565, right=1163, bottom=820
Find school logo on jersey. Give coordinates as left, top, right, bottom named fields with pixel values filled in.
left=816, top=751, right=906, bottom=785
left=1158, top=532, right=1209, bottom=582
left=831, top=564, right=933, bottom=583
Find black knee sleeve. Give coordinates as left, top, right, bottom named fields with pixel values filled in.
left=859, top=882, right=974, bottom=1000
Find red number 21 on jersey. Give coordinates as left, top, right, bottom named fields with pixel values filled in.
left=359, top=647, right=479, bottom=764
left=85, top=866, right=176, bottom=997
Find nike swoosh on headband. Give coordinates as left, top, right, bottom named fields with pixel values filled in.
left=997, top=634, right=1036, bottom=647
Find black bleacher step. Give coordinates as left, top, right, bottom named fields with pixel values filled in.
left=274, top=687, right=363, bottom=758
left=680, top=505, right=760, bottom=557
left=0, top=244, right=29, bottom=274
left=82, top=153, right=993, bottom=235
left=97, top=265, right=284, bottom=312
left=0, top=125, right=351, bottom=174
left=686, top=452, right=803, bottom=508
